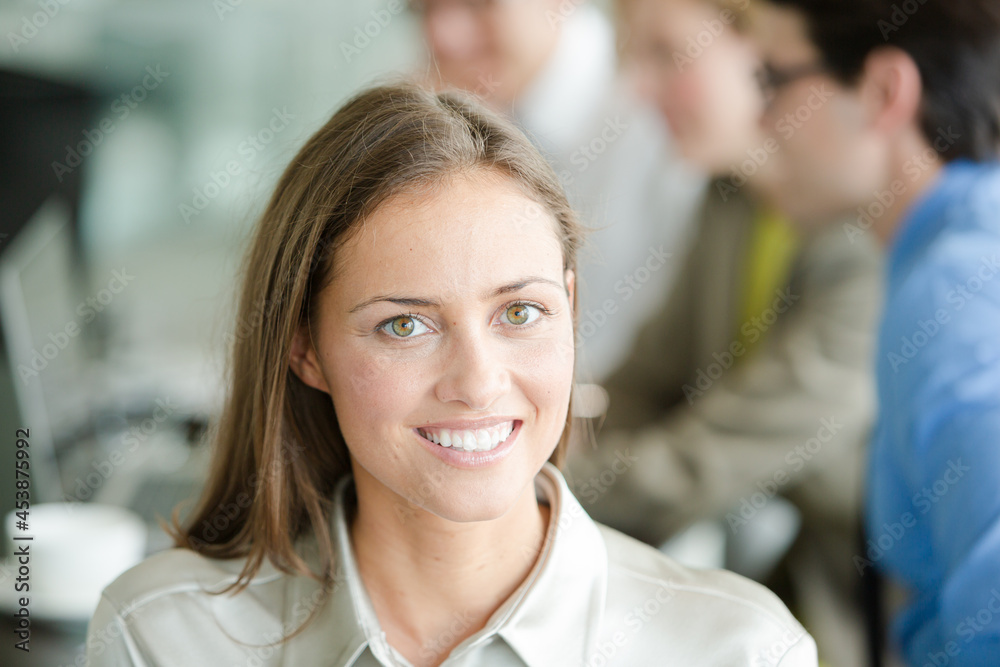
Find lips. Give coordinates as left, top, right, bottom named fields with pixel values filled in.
left=416, top=421, right=516, bottom=452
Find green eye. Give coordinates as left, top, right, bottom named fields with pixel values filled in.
left=506, top=303, right=531, bottom=325
left=391, top=316, right=416, bottom=337
left=379, top=314, right=431, bottom=339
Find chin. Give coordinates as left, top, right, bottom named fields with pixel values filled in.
left=428, top=491, right=524, bottom=524
left=436, top=462, right=544, bottom=523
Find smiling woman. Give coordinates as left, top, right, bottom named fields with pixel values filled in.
left=84, top=81, right=817, bottom=666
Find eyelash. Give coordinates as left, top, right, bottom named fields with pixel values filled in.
left=374, top=300, right=553, bottom=339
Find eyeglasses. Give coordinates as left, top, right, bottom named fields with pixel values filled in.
left=755, top=61, right=827, bottom=106
left=407, top=0, right=504, bottom=15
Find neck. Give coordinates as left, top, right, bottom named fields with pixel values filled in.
left=871, top=134, right=946, bottom=246
left=349, top=466, right=550, bottom=666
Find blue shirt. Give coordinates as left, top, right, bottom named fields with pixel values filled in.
left=867, top=159, right=1000, bottom=666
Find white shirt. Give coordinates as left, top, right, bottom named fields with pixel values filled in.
left=85, top=463, right=817, bottom=666
left=513, top=5, right=707, bottom=382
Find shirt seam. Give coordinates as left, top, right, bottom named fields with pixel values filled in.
left=95, top=593, right=150, bottom=666
left=107, top=570, right=287, bottom=620
left=609, top=562, right=806, bottom=635
left=775, top=631, right=811, bottom=666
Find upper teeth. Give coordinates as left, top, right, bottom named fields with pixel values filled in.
left=418, top=422, right=515, bottom=452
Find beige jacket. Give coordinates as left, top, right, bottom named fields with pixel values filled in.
left=564, top=185, right=883, bottom=666
left=567, top=184, right=883, bottom=541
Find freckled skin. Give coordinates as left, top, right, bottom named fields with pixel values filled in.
left=293, top=170, right=576, bottom=523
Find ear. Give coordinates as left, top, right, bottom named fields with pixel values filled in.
left=564, top=268, right=575, bottom=314
left=288, top=324, right=331, bottom=394
left=860, top=47, right=923, bottom=136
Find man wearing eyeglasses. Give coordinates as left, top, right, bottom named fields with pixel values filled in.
left=748, top=1, right=1000, bottom=665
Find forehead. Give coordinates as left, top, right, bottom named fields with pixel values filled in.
left=329, top=171, right=565, bottom=302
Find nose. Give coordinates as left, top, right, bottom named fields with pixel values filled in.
left=434, top=326, right=511, bottom=411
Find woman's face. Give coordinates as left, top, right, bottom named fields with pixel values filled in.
left=292, top=170, right=575, bottom=523
left=625, top=0, right=765, bottom=174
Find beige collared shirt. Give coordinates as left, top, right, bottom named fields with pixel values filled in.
left=85, top=463, right=817, bottom=666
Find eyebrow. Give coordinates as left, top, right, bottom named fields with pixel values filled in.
left=348, top=276, right=565, bottom=314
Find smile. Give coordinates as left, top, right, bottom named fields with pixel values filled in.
left=417, top=421, right=516, bottom=452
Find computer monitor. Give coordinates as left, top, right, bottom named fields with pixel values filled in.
left=0, top=196, right=83, bottom=506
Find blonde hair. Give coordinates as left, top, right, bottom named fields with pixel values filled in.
left=168, top=81, right=585, bottom=630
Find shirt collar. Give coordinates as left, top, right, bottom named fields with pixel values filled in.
left=887, top=158, right=997, bottom=283
left=285, top=462, right=608, bottom=667
left=493, top=464, right=608, bottom=666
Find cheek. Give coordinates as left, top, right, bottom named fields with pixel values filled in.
left=669, top=73, right=706, bottom=119
left=326, top=343, right=432, bottom=442
left=780, top=109, right=835, bottom=168
left=514, top=327, right=575, bottom=418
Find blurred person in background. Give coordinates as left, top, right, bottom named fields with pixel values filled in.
left=747, top=1, right=1000, bottom=665
left=565, top=0, right=884, bottom=664
left=408, top=0, right=706, bottom=381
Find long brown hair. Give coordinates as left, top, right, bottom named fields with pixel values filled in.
left=169, top=81, right=585, bottom=608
